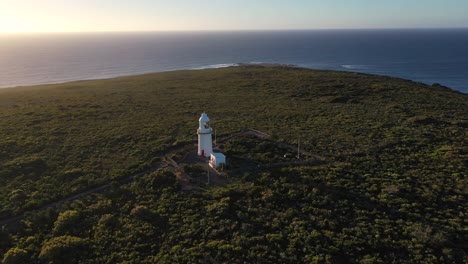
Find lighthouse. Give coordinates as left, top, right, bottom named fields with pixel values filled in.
left=197, top=113, right=213, bottom=157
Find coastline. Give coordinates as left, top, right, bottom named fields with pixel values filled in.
left=1, top=64, right=465, bottom=95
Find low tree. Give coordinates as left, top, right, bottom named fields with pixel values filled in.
left=2, top=247, right=29, bottom=264
left=39, top=236, right=87, bottom=264
left=52, top=210, right=81, bottom=235
left=150, top=169, right=179, bottom=191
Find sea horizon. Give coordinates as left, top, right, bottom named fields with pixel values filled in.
left=3, top=27, right=468, bottom=33
left=1, top=29, right=467, bottom=93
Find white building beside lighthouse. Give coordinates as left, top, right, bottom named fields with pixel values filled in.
left=197, top=113, right=213, bottom=157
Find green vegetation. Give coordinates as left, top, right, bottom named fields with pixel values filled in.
left=223, top=135, right=301, bottom=167
left=0, top=66, right=466, bottom=263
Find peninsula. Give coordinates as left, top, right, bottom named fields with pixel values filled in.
left=0, top=66, right=466, bottom=263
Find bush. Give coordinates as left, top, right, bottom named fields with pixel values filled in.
left=2, top=248, right=29, bottom=264
left=53, top=210, right=81, bottom=235
left=150, top=169, right=178, bottom=191
left=39, top=236, right=87, bottom=264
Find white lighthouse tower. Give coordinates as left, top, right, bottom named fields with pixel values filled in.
left=197, top=113, right=213, bottom=157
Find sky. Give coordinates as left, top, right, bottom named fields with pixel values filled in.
left=1, top=0, right=467, bottom=33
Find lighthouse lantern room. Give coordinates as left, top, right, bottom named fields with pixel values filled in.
left=197, top=113, right=213, bottom=157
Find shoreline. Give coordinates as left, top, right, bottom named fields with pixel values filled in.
left=0, top=64, right=465, bottom=94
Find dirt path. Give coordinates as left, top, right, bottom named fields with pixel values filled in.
left=1, top=129, right=325, bottom=227
left=0, top=163, right=163, bottom=227
left=220, top=128, right=325, bottom=161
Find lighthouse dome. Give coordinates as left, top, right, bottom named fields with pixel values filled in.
left=198, top=113, right=212, bottom=132
left=199, top=113, right=210, bottom=124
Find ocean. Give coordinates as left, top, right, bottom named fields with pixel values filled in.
left=1, top=29, right=467, bottom=93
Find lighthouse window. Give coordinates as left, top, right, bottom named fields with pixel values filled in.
left=204, top=122, right=209, bottom=128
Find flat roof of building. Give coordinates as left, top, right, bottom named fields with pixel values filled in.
left=211, top=152, right=225, bottom=158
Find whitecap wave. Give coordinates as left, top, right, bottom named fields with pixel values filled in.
left=341, top=64, right=372, bottom=70
left=193, top=63, right=240, bottom=70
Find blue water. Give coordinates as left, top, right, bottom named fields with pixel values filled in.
left=1, top=29, right=467, bottom=93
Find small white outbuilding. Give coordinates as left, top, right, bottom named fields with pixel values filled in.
left=209, top=152, right=226, bottom=169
